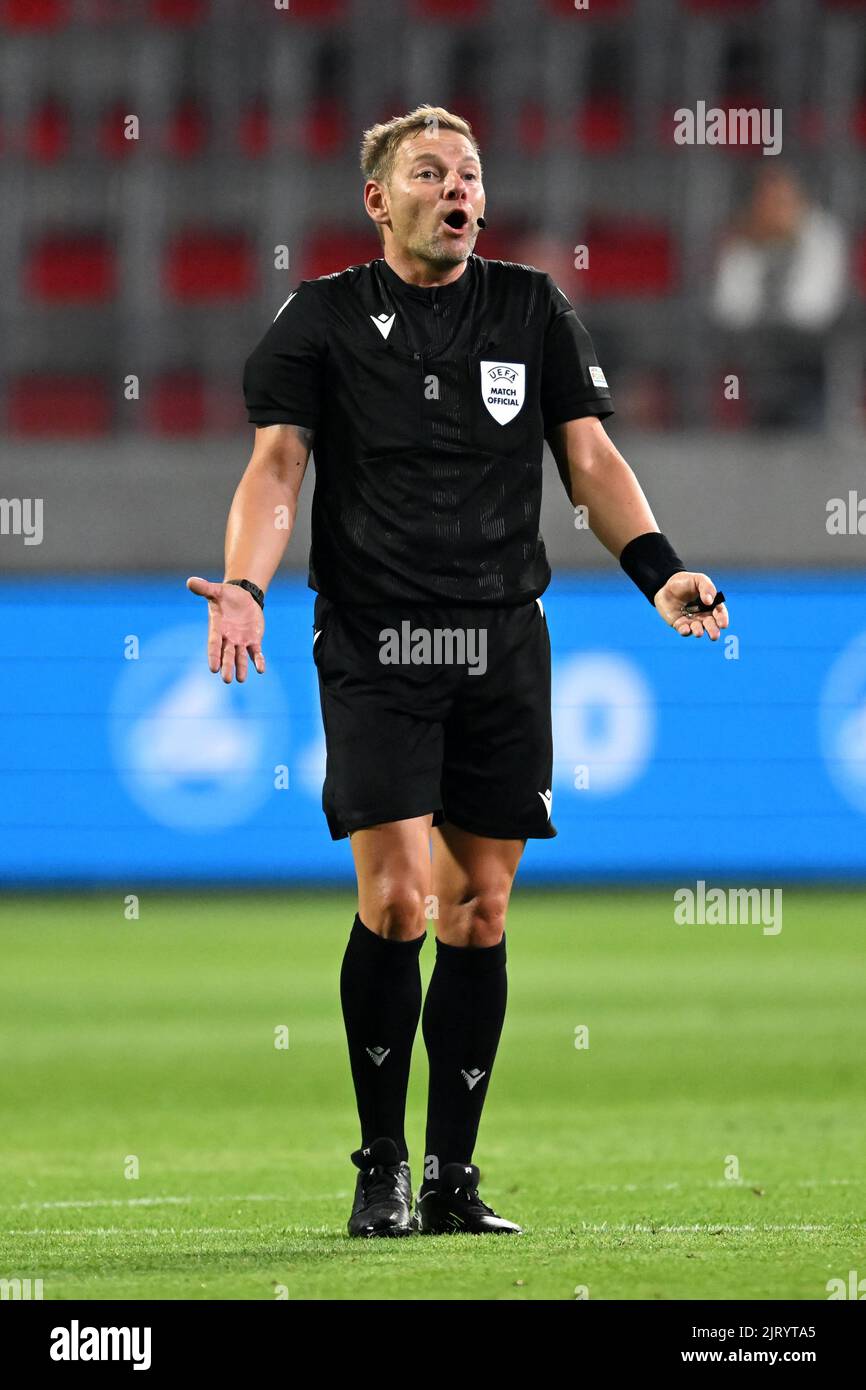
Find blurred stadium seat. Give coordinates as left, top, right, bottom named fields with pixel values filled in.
left=411, top=0, right=489, bottom=17
left=2, top=0, right=68, bottom=27
left=237, top=99, right=272, bottom=159
left=25, top=97, right=70, bottom=161
left=149, top=0, right=210, bottom=24
left=163, top=230, right=256, bottom=301
left=8, top=373, right=111, bottom=436
left=298, top=227, right=381, bottom=282
left=164, top=98, right=209, bottom=159
left=148, top=369, right=207, bottom=435
left=282, top=0, right=347, bottom=20
left=25, top=233, right=116, bottom=302
left=583, top=219, right=676, bottom=298
left=1, top=0, right=863, bottom=438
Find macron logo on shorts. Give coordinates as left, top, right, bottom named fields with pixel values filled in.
left=538, top=788, right=552, bottom=819
left=461, top=1068, right=486, bottom=1091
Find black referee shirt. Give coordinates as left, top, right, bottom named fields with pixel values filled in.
left=243, top=253, right=613, bottom=605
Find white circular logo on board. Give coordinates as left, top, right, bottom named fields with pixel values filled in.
left=819, top=630, right=866, bottom=816
left=110, top=623, right=286, bottom=831
left=553, top=653, right=654, bottom=795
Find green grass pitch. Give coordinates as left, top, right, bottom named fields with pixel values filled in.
left=1, top=888, right=864, bottom=1301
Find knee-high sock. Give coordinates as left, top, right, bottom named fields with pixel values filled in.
left=421, top=934, right=507, bottom=1187
left=339, top=913, right=425, bottom=1163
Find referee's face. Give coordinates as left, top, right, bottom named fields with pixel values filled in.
left=377, top=130, right=485, bottom=272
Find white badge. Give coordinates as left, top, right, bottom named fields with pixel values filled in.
left=480, top=360, right=525, bottom=425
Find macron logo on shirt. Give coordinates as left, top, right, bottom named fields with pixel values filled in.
left=370, top=312, right=396, bottom=341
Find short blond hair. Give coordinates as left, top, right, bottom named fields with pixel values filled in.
left=360, top=104, right=481, bottom=188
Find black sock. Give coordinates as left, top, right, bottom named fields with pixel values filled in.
left=340, top=913, right=425, bottom=1164
left=421, top=934, right=507, bottom=1190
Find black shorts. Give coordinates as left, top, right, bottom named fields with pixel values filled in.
left=311, top=592, right=557, bottom=842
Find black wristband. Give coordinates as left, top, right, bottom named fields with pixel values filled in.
left=226, top=578, right=265, bottom=610
left=619, top=532, right=686, bottom=605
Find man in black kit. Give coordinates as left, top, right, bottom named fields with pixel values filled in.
left=188, top=105, right=728, bottom=1238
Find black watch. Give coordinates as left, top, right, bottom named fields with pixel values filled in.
left=226, top=578, right=265, bottom=610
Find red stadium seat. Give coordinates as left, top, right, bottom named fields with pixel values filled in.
left=147, top=371, right=207, bottom=435
left=298, top=98, right=348, bottom=157
left=682, top=0, right=763, bottom=10
left=451, top=98, right=488, bottom=148
left=1, top=0, right=68, bottom=26
left=164, top=99, right=209, bottom=158
left=26, top=98, right=70, bottom=162
left=796, top=106, right=827, bottom=147
left=582, top=219, right=676, bottom=297
left=299, top=227, right=381, bottom=281
left=279, top=0, right=346, bottom=18
left=25, top=233, right=116, bottom=303
left=410, top=0, right=489, bottom=16
left=7, top=375, right=111, bottom=437
left=148, top=0, right=209, bottom=24
left=238, top=101, right=272, bottom=158
left=98, top=101, right=139, bottom=160
left=518, top=101, right=549, bottom=154
left=573, top=96, right=630, bottom=152
left=163, top=230, right=256, bottom=301
left=851, top=101, right=866, bottom=144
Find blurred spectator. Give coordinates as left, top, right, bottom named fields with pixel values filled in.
left=711, top=166, right=847, bottom=428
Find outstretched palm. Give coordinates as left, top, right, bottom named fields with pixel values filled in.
left=186, top=576, right=265, bottom=683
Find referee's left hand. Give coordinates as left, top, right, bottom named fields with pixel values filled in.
left=654, top=572, right=729, bottom=640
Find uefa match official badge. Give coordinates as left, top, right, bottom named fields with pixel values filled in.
left=480, top=360, right=525, bottom=424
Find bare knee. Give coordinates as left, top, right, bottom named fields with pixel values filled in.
left=361, top=883, right=428, bottom=941
left=440, top=888, right=509, bottom=947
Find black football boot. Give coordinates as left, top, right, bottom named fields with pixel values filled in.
left=347, top=1136, right=414, bottom=1238
left=414, top=1162, right=522, bottom=1235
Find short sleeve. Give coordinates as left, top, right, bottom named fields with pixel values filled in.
left=539, top=273, right=614, bottom=431
left=242, top=282, right=326, bottom=429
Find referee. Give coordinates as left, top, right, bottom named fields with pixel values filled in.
left=188, top=105, right=728, bottom=1238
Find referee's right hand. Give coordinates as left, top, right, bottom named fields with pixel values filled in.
left=186, top=576, right=266, bottom=684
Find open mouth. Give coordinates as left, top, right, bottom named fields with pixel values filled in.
left=442, top=209, right=470, bottom=231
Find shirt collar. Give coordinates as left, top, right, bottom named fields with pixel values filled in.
left=378, top=255, right=475, bottom=304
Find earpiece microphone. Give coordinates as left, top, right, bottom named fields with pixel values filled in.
left=477, top=216, right=487, bottom=230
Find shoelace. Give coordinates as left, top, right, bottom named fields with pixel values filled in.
left=453, top=1185, right=499, bottom=1218
left=362, top=1163, right=403, bottom=1205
